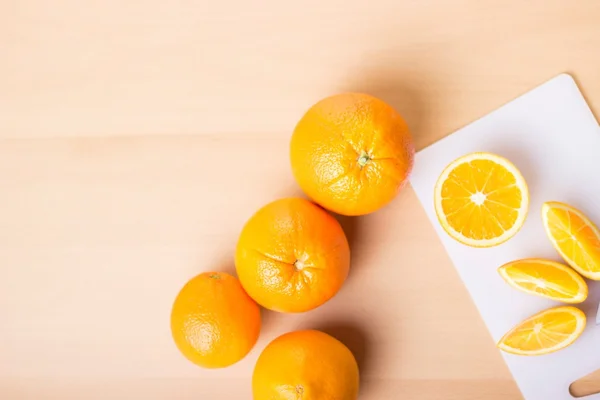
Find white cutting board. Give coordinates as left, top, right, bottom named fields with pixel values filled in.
left=411, top=74, right=600, bottom=400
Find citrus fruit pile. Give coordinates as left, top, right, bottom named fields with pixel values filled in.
left=170, top=93, right=414, bottom=398
left=434, top=152, right=600, bottom=356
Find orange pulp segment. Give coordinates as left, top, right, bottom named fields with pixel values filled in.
left=434, top=152, right=529, bottom=247
left=498, top=258, right=587, bottom=304
left=542, top=201, right=600, bottom=280
left=497, top=306, right=586, bottom=356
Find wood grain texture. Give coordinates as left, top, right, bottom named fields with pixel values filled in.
left=1, top=0, right=600, bottom=398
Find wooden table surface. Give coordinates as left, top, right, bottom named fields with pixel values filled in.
left=2, top=1, right=600, bottom=399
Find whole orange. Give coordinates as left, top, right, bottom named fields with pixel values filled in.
left=253, top=330, right=360, bottom=399
left=235, top=198, right=350, bottom=313
left=170, top=271, right=260, bottom=368
left=290, top=93, right=414, bottom=216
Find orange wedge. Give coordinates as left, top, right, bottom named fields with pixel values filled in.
left=434, top=152, right=529, bottom=247
left=498, top=259, right=587, bottom=304
left=542, top=202, right=600, bottom=280
left=498, top=306, right=586, bottom=356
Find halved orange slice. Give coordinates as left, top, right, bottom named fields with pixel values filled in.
left=498, top=306, right=586, bottom=356
left=498, top=258, right=587, bottom=304
left=434, top=152, right=529, bottom=247
left=542, top=201, right=600, bottom=280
